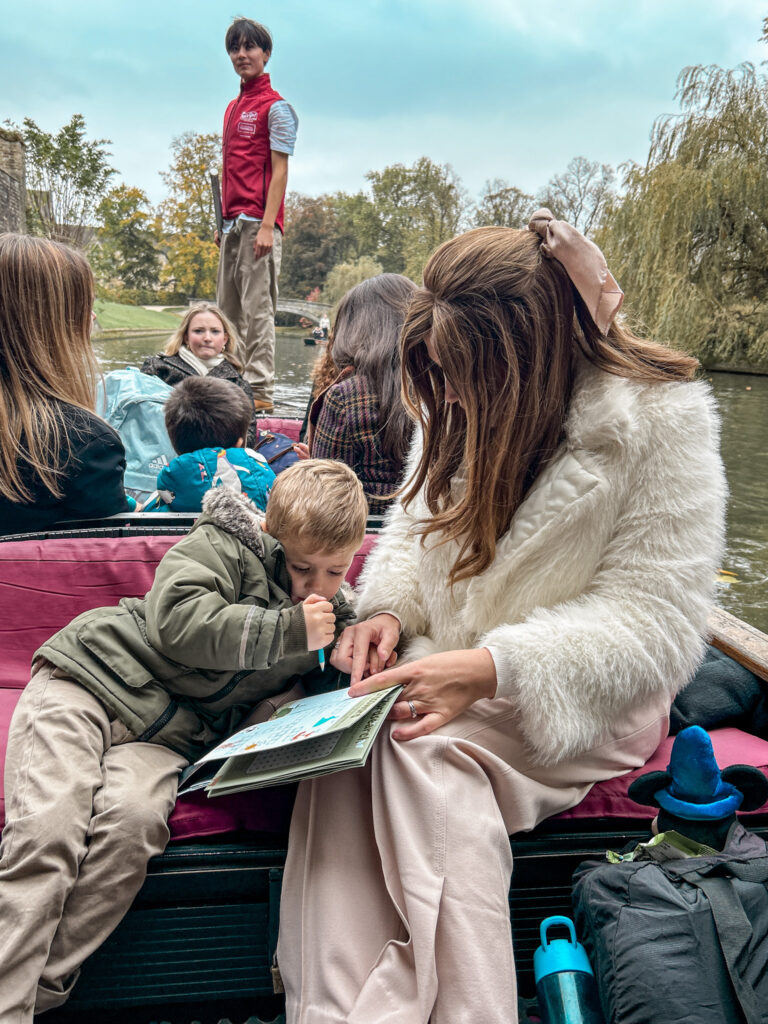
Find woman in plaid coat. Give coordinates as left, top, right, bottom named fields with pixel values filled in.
left=307, top=274, right=416, bottom=514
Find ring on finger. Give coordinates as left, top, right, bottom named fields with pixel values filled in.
left=407, top=700, right=418, bottom=720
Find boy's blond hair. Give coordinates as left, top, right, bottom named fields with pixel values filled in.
left=265, top=459, right=368, bottom=552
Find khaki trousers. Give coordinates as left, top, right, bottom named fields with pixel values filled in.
left=0, top=662, right=186, bottom=1023
left=217, top=219, right=282, bottom=401
left=277, top=693, right=670, bottom=1024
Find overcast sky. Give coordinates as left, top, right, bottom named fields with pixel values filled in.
left=3, top=1, right=766, bottom=207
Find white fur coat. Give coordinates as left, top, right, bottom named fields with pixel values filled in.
left=355, top=362, right=727, bottom=765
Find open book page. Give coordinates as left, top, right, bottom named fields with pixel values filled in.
left=207, top=685, right=402, bottom=795
left=197, top=684, right=400, bottom=764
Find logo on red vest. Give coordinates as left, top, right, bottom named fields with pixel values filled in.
left=238, top=110, right=258, bottom=137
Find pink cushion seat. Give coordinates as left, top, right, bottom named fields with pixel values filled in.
left=551, top=727, right=768, bottom=820
left=0, top=536, right=180, bottom=691
left=257, top=417, right=301, bottom=442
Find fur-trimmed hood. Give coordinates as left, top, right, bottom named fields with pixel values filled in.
left=200, top=487, right=358, bottom=609
left=201, top=487, right=265, bottom=558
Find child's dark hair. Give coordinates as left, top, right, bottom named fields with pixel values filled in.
left=225, top=17, right=272, bottom=55
left=164, top=377, right=253, bottom=454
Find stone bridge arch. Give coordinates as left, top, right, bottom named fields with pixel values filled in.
left=276, top=297, right=332, bottom=324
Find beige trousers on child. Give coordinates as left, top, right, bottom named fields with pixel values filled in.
left=217, top=219, right=282, bottom=402
left=0, top=661, right=186, bottom=1024
left=277, top=692, right=670, bottom=1024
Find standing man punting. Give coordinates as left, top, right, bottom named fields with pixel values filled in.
left=217, top=18, right=298, bottom=414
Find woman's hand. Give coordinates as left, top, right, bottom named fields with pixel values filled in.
left=348, top=648, right=498, bottom=741
left=293, top=442, right=310, bottom=460
left=333, top=614, right=401, bottom=680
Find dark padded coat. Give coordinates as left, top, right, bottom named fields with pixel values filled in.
left=0, top=402, right=130, bottom=537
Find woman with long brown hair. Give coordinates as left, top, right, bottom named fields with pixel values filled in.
left=0, top=234, right=129, bottom=536
left=279, top=214, right=727, bottom=1022
left=305, top=273, right=417, bottom=513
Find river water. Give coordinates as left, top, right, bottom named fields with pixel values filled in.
left=94, top=331, right=768, bottom=633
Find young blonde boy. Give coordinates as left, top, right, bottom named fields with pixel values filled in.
left=0, top=460, right=367, bottom=1022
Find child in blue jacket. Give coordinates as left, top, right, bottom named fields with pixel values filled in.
left=144, top=376, right=276, bottom=512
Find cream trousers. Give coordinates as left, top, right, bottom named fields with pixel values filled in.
left=217, top=219, right=282, bottom=401
left=277, top=692, right=669, bottom=1024
left=0, top=662, right=186, bottom=1023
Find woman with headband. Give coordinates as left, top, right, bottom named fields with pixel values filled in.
left=277, top=212, right=727, bottom=1023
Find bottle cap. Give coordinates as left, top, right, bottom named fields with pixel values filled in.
left=533, top=916, right=594, bottom=982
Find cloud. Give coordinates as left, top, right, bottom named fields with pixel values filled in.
left=2, top=0, right=766, bottom=207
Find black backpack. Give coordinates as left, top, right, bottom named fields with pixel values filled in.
left=572, top=824, right=768, bottom=1024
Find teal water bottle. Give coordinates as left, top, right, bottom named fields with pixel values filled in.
left=533, top=916, right=605, bottom=1024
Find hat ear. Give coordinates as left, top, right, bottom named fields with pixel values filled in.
left=628, top=771, right=671, bottom=809
left=720, top=765, right=768, bottom=812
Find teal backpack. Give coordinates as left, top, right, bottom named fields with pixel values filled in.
left=97, top=367, right=175, bottom=494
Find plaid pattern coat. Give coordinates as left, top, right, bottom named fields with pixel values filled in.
left=309, top=372, right=404, bottom=515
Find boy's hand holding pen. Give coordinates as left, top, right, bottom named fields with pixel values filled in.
left=303, top=593, right=336, bottom=671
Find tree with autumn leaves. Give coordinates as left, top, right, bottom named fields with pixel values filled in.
left=156, top=131, right=220, bottom=301
left=7, top=116, right=221, bottom=303
left=95, top=130, right=221, bottom=303
left=91, top=185, right=160, bottom=302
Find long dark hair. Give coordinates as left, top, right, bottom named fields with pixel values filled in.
left=400, top=226, right=699, bottom=586
left=331, top=273, right=417, bottom=466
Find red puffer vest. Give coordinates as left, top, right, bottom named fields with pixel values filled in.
left=221, top=73, right=287, bottom=231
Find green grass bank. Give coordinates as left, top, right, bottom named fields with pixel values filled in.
left=94, top=301, right=183, bottom=332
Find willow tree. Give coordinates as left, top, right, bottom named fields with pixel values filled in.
left=597, top=62, right=768, bottom=367
left=322, top=255, right=384, bottom=305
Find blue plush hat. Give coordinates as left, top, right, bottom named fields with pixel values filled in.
left=656, top=727, right=741, bottom=820
left=629, top=725, right=768, bottom=822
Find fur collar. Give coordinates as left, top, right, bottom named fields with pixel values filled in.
left=201, top=488, right=265, bottom=558
left=200, top=487, right=356, bottom=608
left=563, top=359, right=639, bottom=452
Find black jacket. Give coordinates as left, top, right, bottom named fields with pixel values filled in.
left=140, top=353, right=258, bottom=443
left=0, top=403, right=130, bottom=537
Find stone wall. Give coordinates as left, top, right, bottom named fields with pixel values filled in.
left=0, top=129, right=26, bottom=234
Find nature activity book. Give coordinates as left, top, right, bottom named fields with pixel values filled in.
left=178, top=684, right=401, bottom=797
